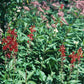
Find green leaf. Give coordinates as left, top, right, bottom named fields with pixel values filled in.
left=46, top=75, right=53, bottom=83
left=24, top=22, right=27, bottom=27
left=28, top=81, right=36, bottom=84
left=70, top=80, right=80, bottom=83
left=83, top=39, right=84, bottom=46
left=17, top=80, right=25, bottom=84
left=27, top=71, right=35, bottom=80
left=39, top=70, right=46, bottom=81
left=9, top=59, right=14, bottom=70
left=16, top=0, right=19, bottom=3
left=18, top=45, right=26, bottom=50
left=18, top=70, right=25, bottom=80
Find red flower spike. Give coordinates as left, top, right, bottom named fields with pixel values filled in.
left=59, top=45, right=66, bottom=60
left=69, top=51, right=78, bottom=66
left=59, top=45, right=66, bottom=54
left=30, top=36, right=33, bottom=40
left=2, top=38, right=8, bottom=44
left=9, top=47, right=13, bottom=51
left=7, top=29, right=17, bottom=37
left=7, top=36, right=12, bottom=40
left=77, top=47, right=83, bottom=58
left=69, top=51, right=75, bottom=58
left=71, top=56, right=76, bottom=64
left=14, top=48, right=18, bottom=52
left=6, top=53, right=11, bottom=58
left=60, top=4, right=64, bottom=9
left=2, top=28, right=18, bottom=58
left=3, top=45, right=7, bottom=50
left=27, top=25, right=36, bottom=44
left=30, top=29, right=36, bottom=33
left=7, top=29, right=11, bottom=34
left=27, top=34, right=34, bottom=37
left=69, top=47, right=83, bottom=67
left=29, top=25, right=36, bottom=33
left=27, top=34, right=34, bottom=40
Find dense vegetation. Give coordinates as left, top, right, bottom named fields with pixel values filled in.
left=0, top=0, right=84, bottom=84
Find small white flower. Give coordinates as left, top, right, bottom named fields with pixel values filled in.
left=54, top=28, right=58, bottom=33
left=73, top=41, right=79, bottom=45
left=17, top=10, right=20, bottom=12
left=13, top=17, right=16, bottom=21
left=9, top=21, right=12, bottom=26
left=4, top=25, right=7, bottom=28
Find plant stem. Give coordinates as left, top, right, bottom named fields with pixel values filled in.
left=61, top=57, right=64, bottom=83
left=68, top=65, right=72, bottom=83
left=76, top=61, right=80, bottom=82
left=25, top=70, right=27, bottom=84
left=4, top=55, right=7, bottom=84
left=49, top=62, right=52, bottom=73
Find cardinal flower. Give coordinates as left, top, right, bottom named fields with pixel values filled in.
left=29, top=25, right=36, bottom=33
left=69, top=52, right=76, bottom=64
left=59, top=45, right=66, bottom=60
left=60, top=4, right=64, bottom=9
left=77, top=47, right=83, bottom=58
left=27, top=34, right=34, bottom=41
left=2, top=28, right=18, bottom=58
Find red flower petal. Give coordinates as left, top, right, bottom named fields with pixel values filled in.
left=6, top=53, right=11, bottom=58
left=27, top=40, right=29, bottom=43
left=3, top=45, right=7, bottom=50
left=14, top=48, right=18, bottom=52
left=60, top=4, right=64, bottom=9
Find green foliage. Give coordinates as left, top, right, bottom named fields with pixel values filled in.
left=0, top=0, right=84, bottom=84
